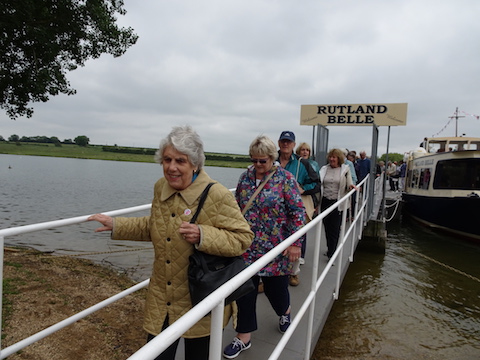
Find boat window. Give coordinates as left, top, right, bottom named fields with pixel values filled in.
left=418, top=168, right=431, bottom=190
left=433, top=159, right=480, bottom=190
left=464, top=143, right=478, bottom=150
left=411, top=169, right=420, bottom=188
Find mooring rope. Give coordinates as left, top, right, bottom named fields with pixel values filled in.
left=404, top=247, right=480, bottom=283
left=384, top=199, right=401, bottom=222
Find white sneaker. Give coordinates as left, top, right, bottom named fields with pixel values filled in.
left=299, top=257, right=305, bottom=265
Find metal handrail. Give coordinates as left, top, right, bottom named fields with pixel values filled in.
left=0, top=175, right=373, bottom=360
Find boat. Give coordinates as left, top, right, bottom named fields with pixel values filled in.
left=402, top=136, right=480, bottom=242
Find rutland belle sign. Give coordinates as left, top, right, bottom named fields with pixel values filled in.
left=300, top=103, right=408, bottom=126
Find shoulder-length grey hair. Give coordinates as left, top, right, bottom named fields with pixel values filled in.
left=249, top=135, right=277, bottom=161
left=155, top=125, right=206, bottom=170
left=327, top=148, right=345, bottom=165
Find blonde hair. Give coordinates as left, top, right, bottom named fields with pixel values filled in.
left=295, top=142, right=311, bottom=156
left=327, top=148, right=345, bottom=165
left=249, top=135, right=277, bottom=161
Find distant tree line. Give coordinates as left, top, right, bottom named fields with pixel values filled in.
left=1, top=134, right=90, bottom=147
left=102, top=145, right=156, bottom=155
left=1, top=135, right=251, bottom=163
left=102, top=146, right=251, bottom=162
left=205, top=153, right=250, bottom=162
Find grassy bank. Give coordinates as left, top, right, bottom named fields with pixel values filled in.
left=2, top=247, right=146, bottom=359
left=0, top=142, right=251, bottom=168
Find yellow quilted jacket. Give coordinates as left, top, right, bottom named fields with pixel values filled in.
left=112, top=170, right=253, bottom=338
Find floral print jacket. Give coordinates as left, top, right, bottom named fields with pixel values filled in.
left=235, top=165, right=306, bottom=276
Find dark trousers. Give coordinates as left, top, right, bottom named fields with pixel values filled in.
left=389, top=176, right=399, bottom=190
left=350, top=193, right=356, bottom=219
left=147, top=315, right=210, bottom=360
left=321, top=197, right=342, bottom=258
left=235, top=275, right=290, bottom=333
left=300, top=234, right=307, bottom=258
left=388, top=176, right=394, bottom=190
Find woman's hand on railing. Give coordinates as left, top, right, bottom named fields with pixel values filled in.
left=87, top=214, right=113, bottom=232
left=283, top=245, right=301, bottom=262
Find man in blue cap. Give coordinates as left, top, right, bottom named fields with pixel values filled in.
left=277, top=130, right=321, bottom=286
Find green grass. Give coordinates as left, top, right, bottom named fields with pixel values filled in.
left=2, top=262, right=23, bottom=338
left=0, top=142, right=251, bottom=168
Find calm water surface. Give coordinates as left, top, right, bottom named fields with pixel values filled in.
left=2, top=154, right=479, bottom=359
left=1, top=154, right=243, bottom=279
left=315, top=217, right=480, bottom=360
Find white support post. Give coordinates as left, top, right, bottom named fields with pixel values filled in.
left=209, top=302, right=225, bottom=360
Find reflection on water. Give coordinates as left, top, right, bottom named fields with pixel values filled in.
left=314, top=217, right=480, bottom=360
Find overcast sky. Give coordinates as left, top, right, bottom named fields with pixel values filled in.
left=3, top=0, right=480, bottom=158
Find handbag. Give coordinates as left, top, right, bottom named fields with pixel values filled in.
left=301, top=194, right=315, bottom=221
left=188, top=183, right=255, bottom=306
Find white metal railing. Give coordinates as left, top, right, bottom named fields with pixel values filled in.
left=0, top=175, right=375, bottom=360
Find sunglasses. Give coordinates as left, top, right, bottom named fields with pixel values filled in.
left=251, top=158, right=268, bottom=164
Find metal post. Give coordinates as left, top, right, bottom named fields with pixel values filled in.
left=311, top=125, right=316, bottom=159
left=0, top=236, right=4, bottom=351
left=209, top=303, right=225, bottom=360
left=381, top=126, right=391, bottom=221
left=367, top=125, right=379, bottom=218
left=305, top=220, right=323, bottom=359
left=315, top=125, right=329, bottom=167
left=334, top=209, right=348, bottom=300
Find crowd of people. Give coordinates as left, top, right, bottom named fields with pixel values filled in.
left=88, top=125, right=393, bottom=359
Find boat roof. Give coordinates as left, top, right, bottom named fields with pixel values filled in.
left=426, top=136, right=480, bottom=152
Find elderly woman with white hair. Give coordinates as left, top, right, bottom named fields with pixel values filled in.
left=88, top=125, right=253, bottom=360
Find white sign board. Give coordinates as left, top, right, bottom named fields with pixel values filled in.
left=300, top=103, right=408, bottom=126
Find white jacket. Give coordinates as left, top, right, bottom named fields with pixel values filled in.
left=319, top=163, right=354, bottom=212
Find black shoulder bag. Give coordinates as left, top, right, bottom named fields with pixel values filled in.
left=187, top=183, right=255, bottom=306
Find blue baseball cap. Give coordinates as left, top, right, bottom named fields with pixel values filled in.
left=279, top=131, right=295, bottom=142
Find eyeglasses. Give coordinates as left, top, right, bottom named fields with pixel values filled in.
left=251, top=158, right=268, bottom=164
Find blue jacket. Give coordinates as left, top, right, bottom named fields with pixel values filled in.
left=345, top=159, right=357, bottom=185
left=358, top=157, right=371, bottom=182
left=278, top=152, right=321, bottom=201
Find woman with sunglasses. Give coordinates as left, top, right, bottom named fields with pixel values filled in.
left=223, top=135, right=306, bottom=359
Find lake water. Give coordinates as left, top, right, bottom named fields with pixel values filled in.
left=1, top=154, right=244, bottom=280
left=1, top=154, right=479, bottom=359
left=315, top=218, right=480, bottom=360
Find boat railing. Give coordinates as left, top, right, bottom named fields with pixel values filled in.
left=0, top=175, right=372, bottom=360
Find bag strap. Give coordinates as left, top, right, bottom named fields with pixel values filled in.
left=295, top=159, right=301, bottom=181
left=190, top=182, right=216, bottom=224
left=242, top=166, right=277, bottom=215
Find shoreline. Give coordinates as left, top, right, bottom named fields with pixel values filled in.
left=0, top=142, right=251, bottom=169
left=2, top=247, right=147, bottom=359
